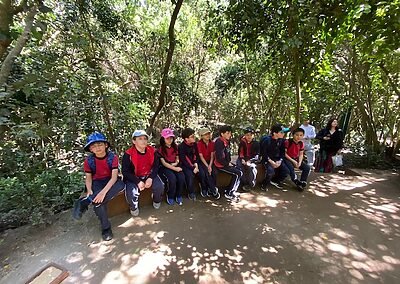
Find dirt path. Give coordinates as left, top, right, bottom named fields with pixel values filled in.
left=1, top=169, right=399, bottom=284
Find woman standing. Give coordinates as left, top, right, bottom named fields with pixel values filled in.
left=315, top=118, right=344, bottom=173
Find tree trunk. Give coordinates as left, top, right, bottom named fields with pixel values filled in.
left=0, top=6, right=38, bottom=86
left=148, top=0, right=183, bottom=133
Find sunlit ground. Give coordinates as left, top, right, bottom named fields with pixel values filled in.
left=0, top=170, right=399, bottom=284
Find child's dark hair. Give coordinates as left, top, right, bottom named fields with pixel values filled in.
left=159, top=136, right=178, bottom=157
left=219, top=125, right=232, bottom=135
left=292, top=128, right=305, bottom=135
left=181, top=128, right=195, bottom=139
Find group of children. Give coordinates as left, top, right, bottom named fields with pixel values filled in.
left=73, top=123, right=312, bottom=241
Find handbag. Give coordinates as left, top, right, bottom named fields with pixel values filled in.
left=332, top=154, right=343, bottom=167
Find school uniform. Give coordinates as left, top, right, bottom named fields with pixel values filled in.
left=260, top=137, right=289, bottom=187
left=81, top=152, right=125, bottom=230
left=122, top=146, right=164, bottom=210
left=178, top=141, right=205, bottom=197
left=214, top=137, right=243, bottom=197
left=236, top=137, right=260, bottom=187
left=283, top=139, right=311, bottom=182
left=158, top=146, right=185, bottom=201
left=197, top=139, right=218, bottom=196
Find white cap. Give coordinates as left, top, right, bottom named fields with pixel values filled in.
left=132, top=130, right=149, bottom=139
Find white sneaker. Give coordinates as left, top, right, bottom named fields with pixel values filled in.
left=153, top=202, right=161, bottom=209
left=130, top=208, right=139, bottom=217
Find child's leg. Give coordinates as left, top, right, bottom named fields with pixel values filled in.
left=236, top=159, right=248, bottom=185
left=276, top=162, right=289, bottom=183
left=262, top=163, right=275, bottom=186
left=162, top=168, right=177, bottom=199
left=93, top=179, right=125, bottom=230
left=299, top=162, right=311, bottom=182
left=219, top=165, right=242, bottom=195
left=198, top=164, right=210, bottom=195
left=151, top=175, right=164, bottom=203
left=248, top=162, right=258, bottom=187
left=125, top=182, right=140, bottom=211
left=284, top=159, right=297, bottom=181
left=175, top=171, right=185, bottom=198
left=182, top=167, right=195, bottom=195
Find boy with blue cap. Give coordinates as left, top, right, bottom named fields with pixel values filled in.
left=73, top=132, right=125, bottom=241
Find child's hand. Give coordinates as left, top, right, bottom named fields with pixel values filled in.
left=138, top=181, right=146, bottom=191
left=175, top=166, right=183, bottom=172
left=87, top=189, right=93, bottom=196
left=145, top=178, right=153, bottom=189
left=193, top=167, right=199, bottom=174
left=172, top=162, right=179, bottom=167
left=93, top=190, right=106, bottom=203
left=208, top=165, right=212, bottom=175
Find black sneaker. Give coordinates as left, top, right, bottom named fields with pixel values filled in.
left=294, top=179, right=303, bottom=191
left=102, top=228, right=113, bottom=241
left=270, top=181, right=283, bottom=189
left=260, top=183, right=269, bottom=191
left=200, top=188, right=208, bottom=197
left=299, top=181, right=307, bottom=191
left=72, top=198, right=89, bottom=220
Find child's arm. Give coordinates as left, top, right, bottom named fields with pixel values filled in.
left=85, top=173, right=93, bottom=196
left=122, top=153, right=141, bottom=184
left=93, top=169, right=118, bottom=203
left=160, top=157, right=181, bottom=172
left=298, top=150, right=304, bottom=166
left=215, top=140, right=229, bottom=167
left=285, top=149, right=298, bottom=167
left=199, top=153, right=209, bottom=168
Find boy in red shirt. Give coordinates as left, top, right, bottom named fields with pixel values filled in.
left=236, top=127, right=260, bottom=191
left=197, top=127, right=220, bottom=199
left=284, top=128, right=311, bottom=191
left=122, top=130, right=164, bottom=216
left=73, top=132, right=125, bottom=241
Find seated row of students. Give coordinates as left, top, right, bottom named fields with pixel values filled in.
left=73, top=124, right=311, bottom=240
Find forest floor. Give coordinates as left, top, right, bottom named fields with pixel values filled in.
left=1, top=169, right=399, bottom=284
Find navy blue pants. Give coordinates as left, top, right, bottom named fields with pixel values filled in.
left=236, top=159, right=258, bottom=187
left=86, top=178, right=125, bottom=230
left=198, top=163, right=218, bottom=195
left=159, top=167, right=185, bottom=199
left=262, top=161, right=289, bottom=185
left=284, top=159, right=311, bottom=182
left=125, top=176, right=164, bottom=211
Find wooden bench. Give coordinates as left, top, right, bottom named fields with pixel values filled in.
left=107, top=164, right=267, bottom=217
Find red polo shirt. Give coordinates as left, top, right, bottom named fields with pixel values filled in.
left=84, top=154, right=118, bottom=180
left=197, top=140, right=215, bottom=162
left=158, top=146, right=178, bottom=163
left=285, top=139, right=304, bottom=160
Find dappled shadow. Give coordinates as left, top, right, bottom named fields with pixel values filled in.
left=1, top=170, right=400, bottom=283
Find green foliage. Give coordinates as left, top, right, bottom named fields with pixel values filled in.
left=0, top=168, right=83, bottom=231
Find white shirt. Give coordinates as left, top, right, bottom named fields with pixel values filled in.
left=300, top=124, right=316, bottom=144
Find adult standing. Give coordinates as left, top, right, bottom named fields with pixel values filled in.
left=315, top=118, right=344, bottom=173
left=300, top=118, right=316, bottom=166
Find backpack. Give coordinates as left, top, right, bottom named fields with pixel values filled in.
left=87, top=151, right=116, bottom=174
left=260, top=135, right=272, bottom=149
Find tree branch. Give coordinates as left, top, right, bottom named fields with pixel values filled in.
left=148, top=0, right=184, bottom=132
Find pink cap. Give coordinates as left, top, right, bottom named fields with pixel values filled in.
left=161, top=128, right=175, bottom=139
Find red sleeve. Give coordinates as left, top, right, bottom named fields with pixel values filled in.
left=299, top=141, right=304, bottom=151
left=239, top=144, right=245, bottom=158
left=83, top=158, right=91, bottom=173
left=284, top=140, right=289, bottom=149
left=111, top=154, right=119, bottom=169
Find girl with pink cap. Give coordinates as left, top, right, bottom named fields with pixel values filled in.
left=158, top=128, right=185, bottom=205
